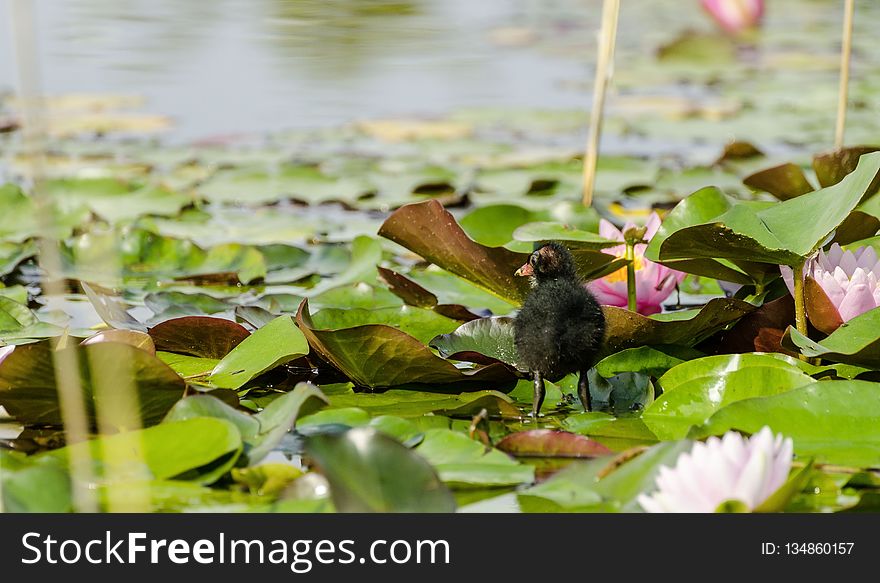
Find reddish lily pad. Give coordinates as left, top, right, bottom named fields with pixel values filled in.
left=601, top=298, right=756, bottom=358
left=148, top=316, right=250, bottom=359
left=295, top=298, right=516, bottom=390
left=377, top=266, right=480, bottom=321
left=496, top=430, right=613, bottom=458
left=743, top=162, right=815, bottom=200
left=378, top=200, right=531, bottom=304
left=714, top=295, right=794, bottom=354
left=813, top=146, right=880, bottom=192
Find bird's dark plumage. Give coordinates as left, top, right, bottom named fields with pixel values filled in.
left=513, top=243, right=606, bottom=416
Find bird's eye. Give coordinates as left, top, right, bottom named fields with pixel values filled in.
left=529, top=254, right=538, bottom=267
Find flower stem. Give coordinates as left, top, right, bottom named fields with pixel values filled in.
left=625, top=241, right=637, bottom=312
left=792, top=259, right=809, bottom=361
left=835, top=0, right=855, bottom=149
left=581, top=0, right=620, bottom=207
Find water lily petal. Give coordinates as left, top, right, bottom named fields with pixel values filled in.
left=641, top=428, right=791, bottom=513
left=599, top=219, right=623, bottom=242
left=839, top=249, right=859, bottom=278
left=837, top=282, right=877, bottom=322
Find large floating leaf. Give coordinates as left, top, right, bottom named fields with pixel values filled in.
left=512, top=222, right=616, bottom=250
left=783, top=308, right=880, bottom=368
left=518, top=441, right=692, bottom=512
left=376, top=266, right=480, bottom=321
left=496, top=430, right=612, bottom=458
left=44, top=177, right=190, bottom=223
left=378, top=200, right=532, bottom=303
left=297, top=409, right=424, bottom=446
left=209, top=315, right=309, bottom=389
left=0, top=183, right=89, bottom=243
left=0, top=342, right=186, bottom=427
left=415, top=428, right=534, bottom=487
left=197, top=165, right=372, bottom=206
left=310, top=306, right=460, bottom=345
left=692, top=381, right=880, bottom=467
left=601, top=298, right=755, bottom=357
left=149, top=316, right=250, bottom=359
left=430, top=316, right=521, bottom=369
left=66, top=229, right=267, bottom=286
left=320, top=389, right=519, bottom=417
left=813, top=146, right=880, bottom=192
left=296, top=299, right=516, bottom=390
left=643, top=354, right=816, bottom=440
left=46, top=417, right=242, bottom=485
left=594, top=345, right=703, bottom=378
left=305, top=427, right=456, bottom=512
left=1, top=450, right=72, bottom=512
left=164, top=382, right=327, bottom=465
left=81, top=329, right=155, bottom=354
left=743, top=162, right=815, bottom=201
left=648, top=152, right=880, bottom=266
left=303, top=235, right=382, bottom=297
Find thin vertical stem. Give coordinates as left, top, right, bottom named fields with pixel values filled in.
left=10, top=0, right=98, bottom=511
left=835, top=0, right=855, bottom=149
left=792, top=259, right=809, bottom=362
left=625, top=241, right=637, bottom=312
left=582, top=0, right=620, bottom=207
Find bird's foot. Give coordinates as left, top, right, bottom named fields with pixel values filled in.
left=531, top=370, right=545, bottom=418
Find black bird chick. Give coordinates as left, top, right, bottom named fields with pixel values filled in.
left=513, top=243, right=606, bottom=417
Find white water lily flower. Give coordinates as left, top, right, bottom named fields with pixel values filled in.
left=638, top=427, right=793, bottom=513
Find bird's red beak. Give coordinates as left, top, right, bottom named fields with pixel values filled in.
left=515, top=262, right=533, bottom=277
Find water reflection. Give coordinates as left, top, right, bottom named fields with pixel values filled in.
left=1, top=0, right=590, bottom=139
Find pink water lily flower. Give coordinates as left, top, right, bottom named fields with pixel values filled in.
left=701, top=0, right=764, bottom=34
left=587, top=213, right=685, bottom=316
left=638, top=427, right=793, bottom=513
left=780, top=243, right=880, bottom=333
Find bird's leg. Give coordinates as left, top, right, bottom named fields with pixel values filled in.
left=578, top=369, right=592, bottom=412
left=531, top=370, right=545, bottom=417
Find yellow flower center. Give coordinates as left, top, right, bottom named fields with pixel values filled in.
left=604, top=253, right=644, bottom=283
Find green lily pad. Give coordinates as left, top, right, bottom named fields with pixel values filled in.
left=414, top=428, right=534, bottom=487
left=209, top=315, right=309, bottom=389
left=594, top=345, right=704, bottom=378
left=691, top=380, right=880, bottom=467
left=643, top=353, right=816, bottom=440
left=647, top=152, right=880, bottom=266
left=429, top=316, right=521, bottom=369
left=1, top=450, right=72, bottom=512
left=783, top=308, right=880, bottom=368
left=304, top=427, right=456, bottom=512
left=44, top=177, right=190, bottom=223
left=518, top=440, right=692, bottom=512
left=320, top=389, right=518, bottom=417
left=164, top=382, right=327, bottom=464
left=45, top=417, right=242, bottom=485
left=310, top=306, right=460, bottom=345
left=511, top=221, right=617, bottom=250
